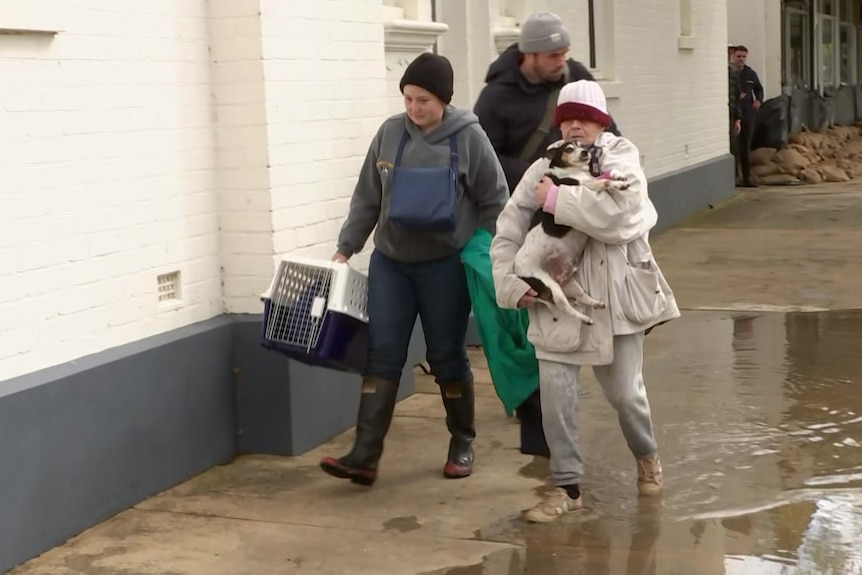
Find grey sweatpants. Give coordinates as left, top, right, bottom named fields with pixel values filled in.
left=539, top=332, right=657, bottom=486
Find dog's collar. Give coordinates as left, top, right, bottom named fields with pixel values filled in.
left=546, top=137, right=604, bottom=177
left=587, top=146, right=603, bottom=178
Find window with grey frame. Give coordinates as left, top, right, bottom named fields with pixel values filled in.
left=820, top=0, right=837, bottom=87
left=838, top=0, right=856, bottom=84
left=784, top=1, right=812, bottom=88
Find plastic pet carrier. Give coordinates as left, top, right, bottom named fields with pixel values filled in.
left=260, top=256, right=369, bottom=374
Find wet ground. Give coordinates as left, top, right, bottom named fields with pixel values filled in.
left=10, top=183, right=862, bottom=574
left=428, top=309, right=862, bottom=575
left=651, top=183, right=862, bottom=311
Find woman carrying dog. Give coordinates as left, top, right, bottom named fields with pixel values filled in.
left=490, top=80, right=680, bottom=522
left=320, top=53, right=510, bottom=486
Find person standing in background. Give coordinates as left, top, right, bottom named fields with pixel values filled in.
left=728, top=44, right=742, bottom=154
left=730, top=45, right=763, bottom=188
left=727, top=45, right=742, bottom=160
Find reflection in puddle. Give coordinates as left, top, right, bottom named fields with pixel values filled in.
left=725, top=554, right=797, bottom=574
left=795, top=493, right=862, bottom=574
left=427, top=310, right=862, bottom=575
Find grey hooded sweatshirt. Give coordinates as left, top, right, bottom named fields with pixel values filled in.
left=337, top=107, right=509, bottom=263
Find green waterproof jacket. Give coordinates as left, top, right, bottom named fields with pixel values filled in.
left=460, top=228, right=539, bottom=415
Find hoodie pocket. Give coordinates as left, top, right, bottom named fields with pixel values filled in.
left=620, top=262, right=666, bottom=325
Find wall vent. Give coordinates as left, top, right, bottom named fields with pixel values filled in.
left=157, top=271, right=181, bottom=303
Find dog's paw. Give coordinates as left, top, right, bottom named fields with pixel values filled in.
left=584, top=318, right=594, bottom=325
left=593, top=301, right=606, bottom=309
left=609, top=179, right=630, bottom=191
left=589, top=179, right=613, bottom=193
left=609, top=169, right=626, bottom=182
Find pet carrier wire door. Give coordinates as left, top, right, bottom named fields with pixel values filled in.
left=260, top=256, right=369, bottom=374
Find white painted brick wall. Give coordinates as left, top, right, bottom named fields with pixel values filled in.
left=207, top=0, right=275, bottom=313
left=0, top=0, right=222, bottom=381
left=260, top=0, right=388, bottom=274
left=606, top=0, right=730, bottom=178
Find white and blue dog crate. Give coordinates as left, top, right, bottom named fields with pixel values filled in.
left=260, top=256, right=369, bottom=374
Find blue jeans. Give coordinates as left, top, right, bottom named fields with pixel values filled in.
left=365, top=249, right=472, bottom=385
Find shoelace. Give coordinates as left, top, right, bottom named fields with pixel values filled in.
left=638, top=460, right=658, bottom=480
left=541, top=489, right=574, bottom=512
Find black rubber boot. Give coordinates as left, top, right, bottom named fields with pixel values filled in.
left=439, top=379, right=476, bottom=479
left=319, top=377, right=399, bottom=486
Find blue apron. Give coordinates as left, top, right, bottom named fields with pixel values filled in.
left=388, top=129, right=459, bottom=233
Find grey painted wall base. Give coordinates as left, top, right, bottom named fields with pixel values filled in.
left=233, top=315, right=424, bottom=456
left=0, top=316, right=237, bottom=574
left=465, top=153, right=737, bottom=346
left=0, top=314, right=426, bottom=573
left=647, top=153, right=737, bottom=234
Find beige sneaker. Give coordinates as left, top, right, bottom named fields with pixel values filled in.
left=637, top=455, right=663, bottom=496
left=524, top=487, right=583, bottom=523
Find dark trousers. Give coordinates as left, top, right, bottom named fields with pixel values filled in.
left=365, top=249, right=472, bottom=385
left=516, top=388, right=550, bottom=458
left=733, top=116, right=756, bottom=183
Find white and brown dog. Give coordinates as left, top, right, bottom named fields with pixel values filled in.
left=513, top=140, right=629, bottom=324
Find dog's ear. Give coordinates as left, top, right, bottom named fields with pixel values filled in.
left=544, top=139, right=567, bottom=159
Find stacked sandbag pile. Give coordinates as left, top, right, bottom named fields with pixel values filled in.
left=749, top=124, right=862, bottom=185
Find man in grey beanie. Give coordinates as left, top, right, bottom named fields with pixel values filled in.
left=518, top=11, right=572, bottom=57
left=475, top=12, right=619, bottom=192
left=474, top=11, right=619, bottom=460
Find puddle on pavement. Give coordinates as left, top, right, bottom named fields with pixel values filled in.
left=424, top=310, right=862, bottom=575
left=382, top=515, right=422, bottom=533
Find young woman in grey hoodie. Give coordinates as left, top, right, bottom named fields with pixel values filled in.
left=319, top=53, right=510, bottom=486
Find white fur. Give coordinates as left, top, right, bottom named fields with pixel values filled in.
left=513, top=143, right=629, bottom=324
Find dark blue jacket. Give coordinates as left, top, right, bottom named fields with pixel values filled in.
left=474, top=44, right=620, bottom=193
left=737, top=65, right=764, bottom=121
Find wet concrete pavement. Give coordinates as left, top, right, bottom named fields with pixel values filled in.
left=651, top=183, right=862, bottom=312
left=10, top=183, right=862, bottom=575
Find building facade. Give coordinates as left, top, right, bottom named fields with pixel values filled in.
left=728, top=0, right=862, bottom=131
left=0, top=0, right=733, bottom=571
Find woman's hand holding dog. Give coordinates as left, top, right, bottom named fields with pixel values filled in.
left=517, top=287, right=539, bottom=308
left=535, top=177, right=554, bottom=207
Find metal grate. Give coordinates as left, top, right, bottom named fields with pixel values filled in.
left=264, top=261, right=333, bottom=352
left=157, top=271, right=181, bottom=302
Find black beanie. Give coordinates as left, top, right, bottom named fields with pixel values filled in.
left=399, top=52, right=454, bottom=104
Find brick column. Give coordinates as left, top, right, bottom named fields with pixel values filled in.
left=435, top=0, right=496, bottom=108
left=206, top=0, right=274, bottom=313
left=206, top=0, right=392, bottom=311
